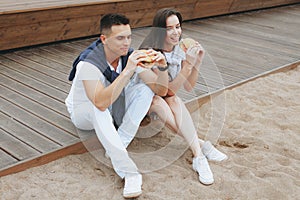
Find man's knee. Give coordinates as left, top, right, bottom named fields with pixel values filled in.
left=127, top=83, right=154, bottom=106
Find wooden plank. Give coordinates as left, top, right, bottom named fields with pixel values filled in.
left=195, top=77, right=218, bottom=92
left=22, top=48, right=74, bottom=67
left=0, top=0, right=154, bottom=14
left=0, top=97, right=78, bottom=146
left=0, top=74, right=68, bottom=117
left=0, top=149, right=18, bottom=169
left=177, top=91, right=196, bottom=102
left=0, top=55, right=70, bottom=91
left=1, top=1, right=299, bottom=51
left=1, top=0, right=299, bottom=15
left=0, top=16, right=101, bottom=50
left=0, top=129, right=40, bottom=160
left=190, top=0, right=300, bottom=20
left=38, top=46, right=78, bottom=64
left=2, top=53, right=70, bottom=84
left=0, top=141, right=87, bottom=177
left=181, top=26, right=265, bottom=76
left=200, top=67, right=241, bottom=87
left=208, top=57, right=258, bottom=78
left=0, top=63, right=67, bottom=103
left=260, top=7, right=300, bottom=23
left=200, top=17, right=300, bottom=48
left=0, top=0, right=125, bottom=13
left=0, top=0, right=131, bottom=15
left=183, top=16, right=300, bottom=59
left=0, top=0, right=194, bottom=49
left=281, top=4, right=300, bottom=14
left=64, top=40, right=93, bottom=51
left=45, top=42, right=83, bottom=56
left=196, top=34, right=294, bottom=73
left=0, top=112, right=60, bottom=153
left=13, top=50, right=71, bottom=73
left=0, top=85, right=77, bottom=137
left=243, top=8, right=300, bottom=27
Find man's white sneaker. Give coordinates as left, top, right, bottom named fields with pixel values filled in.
left=201, top=140, right=228, bottom=162
left=123, top=173, right=142, bottom=199
left=192, top=156, right=214, bottom=185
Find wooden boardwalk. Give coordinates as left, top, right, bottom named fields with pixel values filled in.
left=1, top=0, right=299, bottom=51
left=1, top=4, right=300, bottom=177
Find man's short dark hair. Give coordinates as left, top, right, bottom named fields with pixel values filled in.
left=100, top=13, right=130, bottom=35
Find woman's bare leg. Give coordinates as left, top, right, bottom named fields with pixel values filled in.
left=148, top=95, right=178, bottom=132
left=165, top=96, right=203, bottom=157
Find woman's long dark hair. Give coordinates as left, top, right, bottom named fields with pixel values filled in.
left=139, top=8, right=183, bottom=51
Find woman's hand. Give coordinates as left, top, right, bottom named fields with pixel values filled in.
left=185, top=42, right=205, bottom=70
left=193, top=43, right=205, bottom=70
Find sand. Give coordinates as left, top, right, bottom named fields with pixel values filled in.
left=1, top=66, right=299, bottom=200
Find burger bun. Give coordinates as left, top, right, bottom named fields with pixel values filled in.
left=179, top=38, right=196, bottom=52
left=138, top=49, right=156, bottom=69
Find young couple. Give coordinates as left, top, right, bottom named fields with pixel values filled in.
left=66, top=8, right=227, bottom=199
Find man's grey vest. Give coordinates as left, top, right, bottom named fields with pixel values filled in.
left=69, top=39, right=133, bottom=127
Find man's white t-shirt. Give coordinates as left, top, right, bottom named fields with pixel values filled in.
left=65, top=59, right=122, bottom=114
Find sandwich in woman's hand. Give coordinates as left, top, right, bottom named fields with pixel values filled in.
left=179, top=38, right=196, bottom=53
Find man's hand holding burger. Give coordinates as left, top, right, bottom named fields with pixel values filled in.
left=125, top=49, right=167, bottom=77
left=137, top=49, right=168, bottom=71
left=133, top=49, right=169, bottom=97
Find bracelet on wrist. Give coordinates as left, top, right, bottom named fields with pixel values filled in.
left=157, top=63, right=169, bottom=71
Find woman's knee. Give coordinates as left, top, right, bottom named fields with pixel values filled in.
left=165, top=95, right=181, bottom=105
left=151, top=96, right=171, bottom=111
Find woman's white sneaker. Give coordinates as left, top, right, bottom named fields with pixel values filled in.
left=192, top=156, right=214, bottom=185
left=123, top=173, right=142, bottom=199
left=201, top=140, right=228, bottom=162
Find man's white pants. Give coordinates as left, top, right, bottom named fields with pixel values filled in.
left=70, top=83, right=154, bottom=178
left=119, top=83, right=154, bottom=148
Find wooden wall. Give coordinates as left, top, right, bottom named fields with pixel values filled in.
left=0, top=0, right=299, bottom=51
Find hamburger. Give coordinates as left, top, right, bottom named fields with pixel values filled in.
left=138, top=49, right=156, bottom=69
left=179, top=38, right=196, bottom=52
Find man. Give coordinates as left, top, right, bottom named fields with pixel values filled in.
left=65, top=14, right=168, bottom=198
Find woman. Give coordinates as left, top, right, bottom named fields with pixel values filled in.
left=140, top=8, right=227, bottom=185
